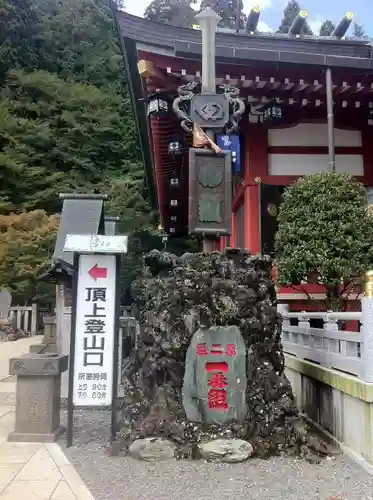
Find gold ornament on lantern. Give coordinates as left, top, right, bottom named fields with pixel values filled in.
left=267, top=203, right=278, bottom=217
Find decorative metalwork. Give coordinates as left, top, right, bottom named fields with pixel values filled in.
left=191, top=94, right=229, bottom=128
left=219, top=84, right=246, bottom=134
left=267, top=203, right=278, bottom=217
left=172, top=81, right=245, bottom=134
left=198, top=194, right=222, bottom=223
left=188, top=149, right=231, bottom=236
left=172, top=81, right=200, bottom=132
left=198, top=164, right=223, bottom=188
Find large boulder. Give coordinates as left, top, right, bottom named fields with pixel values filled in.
left=119, top=249, right=301, bottom=458
left=198, top=439, right=253, bottom=463
left=128, top=438, right=176, bottom=461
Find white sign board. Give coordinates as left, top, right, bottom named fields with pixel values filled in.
left=64, top=234, right=128, bottom=254
left=73, top=254, right=116, bottom=407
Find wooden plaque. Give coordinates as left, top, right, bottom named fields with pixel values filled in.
left=188, top=148, right=232, bottom=236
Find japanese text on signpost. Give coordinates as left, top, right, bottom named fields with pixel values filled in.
left=73, top=254, right=116, bottom=406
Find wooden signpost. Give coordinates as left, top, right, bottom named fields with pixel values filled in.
left=63, top=234, right=128, bottom=447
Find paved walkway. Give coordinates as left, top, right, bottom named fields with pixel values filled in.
left=0, top=337, right=94, bottom=499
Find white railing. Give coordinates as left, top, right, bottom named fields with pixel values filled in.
left=9, top=304, right=38, bottom=335
left=278, top=303, right=373, bottom=381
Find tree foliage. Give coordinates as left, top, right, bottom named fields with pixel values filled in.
left=1, top=69, right=136, bottom=213
left=144, top=0, right=197, bottom=27
left=0, top=211, right=59, bottom=304
left=0, top=0, right=159, bottom=303
left=353, top=22, right=366, bottom=38
left=199, top=0, right=246, bottom=29
left=319, top=20, right=335, bottom=36
left=33, top=0, right=125, bottom=88
left=0, top=0, right=146, bottom=209
left=277, top=0, right=313, bottom=35
left=0, top=0, right=40, bottom=82
left=275, top=173, right=373, bottom=310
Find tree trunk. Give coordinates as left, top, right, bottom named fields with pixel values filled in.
left=326, top=284, right=341, bottom=311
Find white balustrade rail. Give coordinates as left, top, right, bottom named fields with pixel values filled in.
left=278, top=303, right=373, bottom=381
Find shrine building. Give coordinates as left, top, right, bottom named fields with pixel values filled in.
left=115, top=7, right=373, bottom=303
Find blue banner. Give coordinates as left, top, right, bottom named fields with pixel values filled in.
left=216, top=134, right=241, bottom=173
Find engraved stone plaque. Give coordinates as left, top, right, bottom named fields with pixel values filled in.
left=191, top=94, right=229, bottom=128
left=189, top=148, right=231, bottom=236
left=182, top=326, right=247, bottom=425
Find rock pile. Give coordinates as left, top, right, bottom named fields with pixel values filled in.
left=0, top=317, right=27, bottom=342
left=118, top=249, right=305, bottom=459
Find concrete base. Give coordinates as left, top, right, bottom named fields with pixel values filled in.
left=8, top=425, right=65, bottom=443
left=285, top=353, right=373, bottom=466
left=29, top=343, right=57, bottom=354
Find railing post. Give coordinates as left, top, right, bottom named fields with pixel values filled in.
left=277, top=303, right=289, bottom=339
left=16, top=309, right=21, bottom=330
left=31, top=303, right=38, bottom=336
left=277, top=303, right=289, bottom=322
left=298, top=314, right=310, bottom=347
left=361, top=272, right=373, bottom=382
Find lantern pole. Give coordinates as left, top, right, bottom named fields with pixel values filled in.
left=235, top=0, right=241, bottom=32
left=195, top=7, right=221, bottom=253
left=326, top=67, right=336, bottom=172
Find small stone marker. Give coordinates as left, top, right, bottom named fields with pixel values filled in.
left=8, top=353, right=68, bottom=442
left=0, top=290, right=11, bottom=318
left=198, top=438, right=253, bottom=463
left=182, top=326, right=247, bottom=425
left=129, top=438, right=176, bottom=462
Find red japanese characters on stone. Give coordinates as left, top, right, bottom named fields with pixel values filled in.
left=208, top=389, right=228, bottom=410
left=205, top=361, right=228, bottom=373
left=208, top=372, right=228, bottom=388
left=196, top=343, right=208, bottom=356
left=206, top=363, right=229, bottom=410
left=210, top=343, right=224, bottom=355
left=226, top=344, right=237, bottom=357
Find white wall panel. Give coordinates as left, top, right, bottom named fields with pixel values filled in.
left=268, top=124, right=362, bottom=147
left=268, top=154, right=364, bottom=176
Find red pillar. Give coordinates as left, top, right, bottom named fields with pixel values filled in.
left=220, top=236, right=227, bottom=250
left=231, top=212, right=237, bottom=248
left=244, top=185, right=260, bottom=253
left=243, top=126, right=268, bottom=253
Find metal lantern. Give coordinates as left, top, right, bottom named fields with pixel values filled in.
left=147, top=92, right=169, bottom=117
left=263, top=101, right=283, bottom=124
left=168, top=140, right=183, bottom=155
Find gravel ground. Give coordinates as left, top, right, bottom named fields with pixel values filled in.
left=60, top=410, right=373, bottom=500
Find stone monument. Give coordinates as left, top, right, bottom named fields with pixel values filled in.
left=119, top=249, right=304, bottom=461
left=0, top=290, right=11, bottom=318
left=0, top=290, right=25, bottom=341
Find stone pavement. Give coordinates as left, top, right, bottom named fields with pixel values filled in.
left=0, top=337, right=95, bottom=499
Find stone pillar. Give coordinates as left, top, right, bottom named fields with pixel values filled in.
left=8, top=353, right=68, bottom=442
left=29, top=316, right=57, bottom=354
